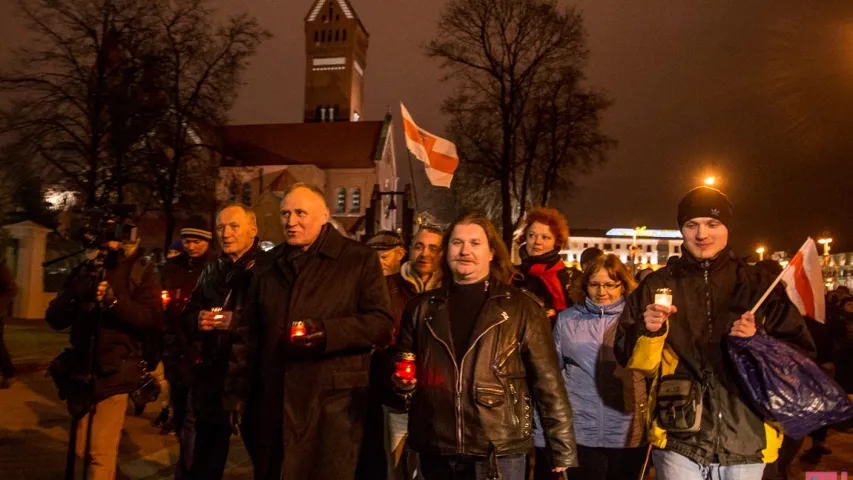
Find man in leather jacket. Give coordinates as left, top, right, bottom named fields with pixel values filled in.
left=393, top=212, right=577, bottom=480
left=180, top=204, right=259, bottom=479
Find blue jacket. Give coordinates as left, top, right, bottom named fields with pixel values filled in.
left=534, top=296, right=646, bottom=449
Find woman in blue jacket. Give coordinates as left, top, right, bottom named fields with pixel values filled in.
left=534, top=254, right=647, bottom=480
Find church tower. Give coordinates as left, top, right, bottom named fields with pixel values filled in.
left=304, top=0, right=369, bottom=123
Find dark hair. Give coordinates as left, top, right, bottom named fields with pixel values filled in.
left=580, top=247, right=604, bottom=270
left=516, top=207, right=570, bottom=249
left=441, top=212, right=516, bottom=285
left=580, top=254, right=638, bottom=298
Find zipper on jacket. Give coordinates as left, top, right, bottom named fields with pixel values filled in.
left=426, top=292, right=509, bottom=455
left=702, top=261, right=722, bottom=459
left=509, top=383, right=519, bottom=427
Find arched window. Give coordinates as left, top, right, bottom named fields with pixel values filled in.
left=335, top=188, right=346, bottom=213
left=342, top=29, right=347, bottom=41
left=242, top=183, right=252, bottom=205
left=228, top=178, right=238, bottom=203
left=335, top=30, right=339, bottom=42
left=350, top=188, right=361, bottom=213
left=321, top=30, right=326, bottom=42
left=314, top=31, right=318, bottom=43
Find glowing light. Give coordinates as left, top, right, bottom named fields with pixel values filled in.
left=704, top=176, right=716, bottom=186
left=44, top=189, right=77, bottom=211
left=756, top=247, right=765, bottom=261
left=606, top=228, right=683, bottom=239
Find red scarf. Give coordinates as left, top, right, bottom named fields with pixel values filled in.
left=528, top=262, right=567, bottom=311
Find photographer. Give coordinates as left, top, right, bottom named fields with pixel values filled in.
left=46, top=231, right=163, bottom=480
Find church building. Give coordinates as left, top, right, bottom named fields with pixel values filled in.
left=216, top=0, right=397, bottom=243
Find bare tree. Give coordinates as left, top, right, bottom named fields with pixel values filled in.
left=0, top=0, right=269, bottom=249
left=0, top=0, right=162, bottom=206
left=428, top=0, right=615, bottom=243
left=141, top=0, right=269, bottom=248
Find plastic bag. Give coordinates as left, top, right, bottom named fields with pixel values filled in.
left=727, top=331, right=853, bottom=439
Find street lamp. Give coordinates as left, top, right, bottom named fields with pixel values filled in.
left=756, top=247, right=765, bottom=261
left=818, top=238, right=833, bottom=257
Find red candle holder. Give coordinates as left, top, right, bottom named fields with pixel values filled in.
left=161, top=290, right=171, bottom=309
left=396, top=352, right=416, bottom=382
left=291, top=321, right=307, bottom=340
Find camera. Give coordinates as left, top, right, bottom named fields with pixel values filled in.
left=74, top=204, right=138, bottom=249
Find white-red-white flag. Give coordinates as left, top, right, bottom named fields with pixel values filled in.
left=400, top=103, right=459, bottom=188
left=780, top=238, right=826, bottom=323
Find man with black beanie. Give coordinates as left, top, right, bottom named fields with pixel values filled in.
left=160, top=215, right=215, bottom=476
left=616, top=186, right=815, bottom=480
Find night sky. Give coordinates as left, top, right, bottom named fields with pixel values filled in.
left=2, top=1, right=852, bottom=255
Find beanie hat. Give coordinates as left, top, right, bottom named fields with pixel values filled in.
left=168, top=240, right=184, bottom=253
left=677, top=186, right=733, bottom=229
left=180, top=215, right=212, bottom=241
left=365, top=230, right=404, bottom=251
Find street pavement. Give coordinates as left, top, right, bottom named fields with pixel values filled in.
left=3, top=319, right=853, bottom=479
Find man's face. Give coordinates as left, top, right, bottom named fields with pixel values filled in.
left=280, top=187, right=330, bottom=249
left=377, top=246, right=405, bottom=276
left=447, top=223, right=493, bottom=283
left=410, top=230, right=443, bottom=277
left=182, top=238, right=210, bottom=258
left=216, top=207, right=258, bottom=258
left=681, top=217, right=729, bottom=260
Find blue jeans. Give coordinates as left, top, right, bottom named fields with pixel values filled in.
left=653, top=449, right=765, bottom=480
left=420, top=454, right=526, bottom=480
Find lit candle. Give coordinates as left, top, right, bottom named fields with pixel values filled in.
left=396, top=352, right=417, bottom=382
left=291, top=321, right=307, bottom=340
left=655, top=288, right=673, bottom=308
left=161, top=290, right=171, bottom=309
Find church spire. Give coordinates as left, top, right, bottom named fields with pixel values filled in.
left=303, top=0, right=369, bottom=123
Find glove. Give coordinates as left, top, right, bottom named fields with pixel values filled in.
left=289, top=318, right=327, bottom=358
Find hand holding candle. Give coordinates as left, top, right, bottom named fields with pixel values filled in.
left=395, top=353, right=416, bottom=382
left=291, top=321, right=307, bottom=340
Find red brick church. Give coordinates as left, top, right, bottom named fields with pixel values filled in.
left=216, top=0, right=398, bottom=243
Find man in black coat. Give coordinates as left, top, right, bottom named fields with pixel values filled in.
left=0, top=258, right=18, bottom=389
left=181, top=204, right=259, bottom=480
left=160, top=215, right=215, bottom=473
left=226, top=183, right=394, bottom=480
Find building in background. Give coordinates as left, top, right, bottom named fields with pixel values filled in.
left=562, top=228, right=684, bottom=269
left=215, top=0, right=398, bottom=242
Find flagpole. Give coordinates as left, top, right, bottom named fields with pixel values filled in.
left=405, top=149, right=421, bottom=212
left=749, top=260, right=794, bottom=315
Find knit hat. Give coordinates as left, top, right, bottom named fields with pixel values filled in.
left=365, top=231, right=404, bottom=251
left=180, top=215, right=212, bottom=241
left=677, top=187, right=733, bottom=229
left=168, top=240, right=184, bottom=254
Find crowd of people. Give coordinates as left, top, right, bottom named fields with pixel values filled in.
left=36, top=182, right=853, bottom=480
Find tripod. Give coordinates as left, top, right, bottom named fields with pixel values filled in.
left=44, top=251, right=107, bottom=480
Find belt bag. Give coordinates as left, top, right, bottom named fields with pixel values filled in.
left=655, top=374, right=703, bottom=433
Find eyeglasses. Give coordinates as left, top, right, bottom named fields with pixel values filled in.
left=588, top=282, right=622, bottom=291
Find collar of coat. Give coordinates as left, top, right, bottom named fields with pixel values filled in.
left=400, top=261, right=442, bottom=293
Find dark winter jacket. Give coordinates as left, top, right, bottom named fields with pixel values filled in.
left=0, top=259, right=17, bottom=322
left=180, top=240, right=258, bottom=421
left=161, top=250, right=214, bottom=384
left=45, top=250, right=163, bottom=401
left=615, top=248, right=816, bottom=466
left=395, top=278, right=578, bottom=468
left=225, top=225, right=394, bottom=480
left=514, top=248, right=576, bottom=315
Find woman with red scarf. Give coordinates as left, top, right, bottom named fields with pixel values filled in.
left=514, top=208, right=577, bottom=319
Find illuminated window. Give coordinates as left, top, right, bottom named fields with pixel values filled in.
left=350, top=188, right=361, bottom=213
left=335, top=188, right=346, bottom=213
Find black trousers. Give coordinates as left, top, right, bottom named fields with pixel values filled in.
left=535, top=445, right=647, bottom=480
left=189, top=416, right=232, bottom=480
left=0, top=319, right=14, bottom=378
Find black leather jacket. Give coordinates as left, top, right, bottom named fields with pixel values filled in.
left=395, top=278, right=578, bottom=468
